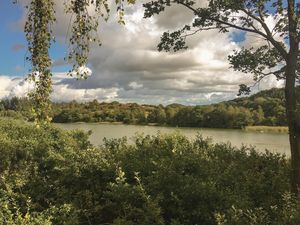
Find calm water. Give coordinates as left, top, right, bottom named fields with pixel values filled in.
left=55, top=123, right=290, bottom=155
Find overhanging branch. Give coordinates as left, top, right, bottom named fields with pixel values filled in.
left=174, top=0, right=288, bottom=60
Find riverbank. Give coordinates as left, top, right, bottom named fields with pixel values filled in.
left=244, top=126, right=288, bottom=133
left=55, top=122, right=290, bottom=154
left=55, top=120, right=289, bottom=134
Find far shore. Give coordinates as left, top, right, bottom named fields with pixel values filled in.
left=53, top=120, right=289, bottom=134
left=244, top=126, right=288, bottom=133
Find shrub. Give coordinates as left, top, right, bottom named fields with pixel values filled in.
left=0, top=119, right=293, bottom=224
left=102, top=133, right=290, bottom=224
left=216, top=193, right=300, bottom=225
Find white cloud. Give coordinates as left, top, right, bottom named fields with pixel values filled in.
left=128, top=81, right=143, bottom=89
left=0, top=76, right=33, bottom=99
left=0, top=74, right=119, bottom=103
left=4, top=1, right=284, bottom=105
left=0, top=72, right=284, bottom=105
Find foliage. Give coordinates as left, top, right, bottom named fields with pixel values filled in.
left=0, top=118, right=295, bottom=224
left=142, top=0, right=300, bottom=192
left=0, top=190, right=52, bottom=225
left=1, top=88, right=299, bottom=128
left=143, top=0, right=295, bottom=86
left=17, top=0, right=136, bottom=124
left=24, top=0, right=56, bottom=124
left=104, top=133, right=290, bottom=224
left=216, top=193, right=300, bottom=225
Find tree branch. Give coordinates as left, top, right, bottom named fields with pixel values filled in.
left=175, top=0, right=288, bottom=59
left=181, top=26, right=230, bottom=38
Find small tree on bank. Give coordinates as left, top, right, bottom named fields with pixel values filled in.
left=143, top=0, right=300, bottom=192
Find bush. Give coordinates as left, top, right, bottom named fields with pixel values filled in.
left=102, top=133, right=290, bottom=224
left=216, top=193, right=300, bottom=225
left=0, top=119, right=294, bottom=224
left=0, top=190, right=52, bottom=225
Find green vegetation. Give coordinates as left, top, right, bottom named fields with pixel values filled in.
left=19, top=0, right=135, bottom=123
left=1, top=87, right=299, bottom=129
left=1, top=118, right=299, bottom=224
left=4, top=2, right=300, bottom=223
left=143, top=0, right=300, bottom=193
left=13, top=0, right=300, bottom=194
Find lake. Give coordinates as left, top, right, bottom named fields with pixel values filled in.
left=55, top=123, right=290, bottom=155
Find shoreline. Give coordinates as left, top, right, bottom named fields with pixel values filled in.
left=53, top=121, right=289, bottom=134
left=244, top=126, right=288, bottom=133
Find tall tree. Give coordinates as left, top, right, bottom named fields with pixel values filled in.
left=16, top=0, right=134, bottom=125
left=144, top=0, right=300, bottom=192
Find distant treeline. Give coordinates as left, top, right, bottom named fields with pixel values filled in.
left=1, top=87, right=299, bottom=128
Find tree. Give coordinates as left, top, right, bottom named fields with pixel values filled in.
left=148, top=107, right=167, bottom=124
left=253, top=105, right=265, bottom=125
left=14, top=0, right=135, bottom=125
left=143, top=0, right=300, bottom=192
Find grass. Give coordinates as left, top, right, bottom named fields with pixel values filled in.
left=244, top=126, right=288, bottom=133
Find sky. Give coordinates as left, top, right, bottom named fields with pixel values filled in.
left=0, top=0, right=284, bottom=105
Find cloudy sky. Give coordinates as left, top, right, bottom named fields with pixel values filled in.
left=0, top=1, right=283, bottom=105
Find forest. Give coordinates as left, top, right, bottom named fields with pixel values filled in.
left=1, top=87, right=299, bottom=129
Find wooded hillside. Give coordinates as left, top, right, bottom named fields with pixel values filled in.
left=1, top=87, right=299, bottom=128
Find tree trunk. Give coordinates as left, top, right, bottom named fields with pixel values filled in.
left=285, top=62, right=300, bottom=194
left=286, top=0, right=300, bottom=194
left=291, top=123, right=300, bottom=194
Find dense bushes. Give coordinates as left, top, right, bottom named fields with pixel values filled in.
left=0, top=119, right=299, bottom=224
